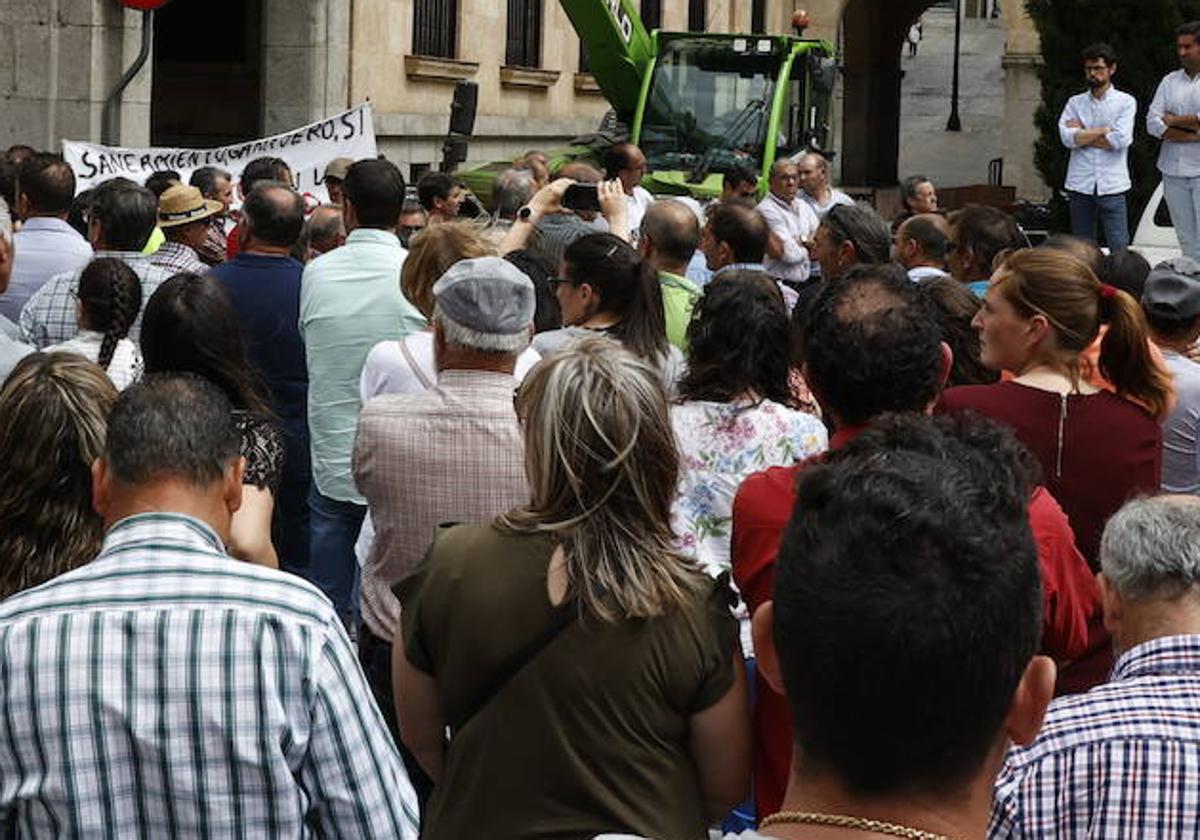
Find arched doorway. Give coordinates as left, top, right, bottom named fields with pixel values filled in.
left=150, top=0, right=263, bottom=146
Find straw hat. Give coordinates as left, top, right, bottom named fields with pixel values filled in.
left=158, top=184, right=223, bottom=228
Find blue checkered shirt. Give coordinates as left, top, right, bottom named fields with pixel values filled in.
left=18, top=251, right=173, bottom=349
left=0, top=512, right=420, bottom=838
left=990, top=634, right=1200, bottom=838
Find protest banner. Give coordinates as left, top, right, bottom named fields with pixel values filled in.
left=62, top=103, right=377, bottom=206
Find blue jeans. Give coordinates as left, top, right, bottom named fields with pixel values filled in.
left=307, top=487, right=365, bottom=619
left=1163, top=174, right=1200, bottom=262
left=1067, top=190, right=1129, bottom=250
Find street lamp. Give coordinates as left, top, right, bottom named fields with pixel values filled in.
left=946, top=0, right=963, bottom=132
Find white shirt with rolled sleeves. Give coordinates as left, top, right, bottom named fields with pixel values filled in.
left=1148, top=69, right=1200, bottom=177
left=1059, top=86, right=1136, bottom=195
left=757, top=192, right=819, bottom=283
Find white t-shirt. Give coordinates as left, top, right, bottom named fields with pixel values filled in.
left=359, top=330, right=541, bottom=402
left=627, top=186, right=656, bottom=243
left=46, top=330, right=142, bottom=390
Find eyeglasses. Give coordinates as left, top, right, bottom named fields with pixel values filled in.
left=548, top=276, right=572, bottom=293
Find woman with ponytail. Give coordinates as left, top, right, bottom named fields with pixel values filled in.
left=533, top=232, right=685, bottom=391
left=47, top=257, right=143, bottom=390
left=939, top=247, right=1168, bottom=566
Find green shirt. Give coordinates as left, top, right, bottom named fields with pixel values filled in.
left=300, top=228, right=426, bottom=502
left=399, top=523, right=737, bottom=840
left=659, top=270, right=702, bottom=352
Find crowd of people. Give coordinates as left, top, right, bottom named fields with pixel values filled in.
left=1, top=29, right=1200, bottom=839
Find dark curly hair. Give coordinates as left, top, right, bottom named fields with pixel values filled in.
left=777, top=411, right=1041, bottom=795
left=77, top=257, right=143, bottom=370
left=805, top=262, right=944, bottom=425
left=678, top=270, right=791, bottom=404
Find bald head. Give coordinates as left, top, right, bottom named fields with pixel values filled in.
left=895, top=214, right=951, bottom=270
left=244, top=182, right=304, bottom=247
left=796, top=152, right=832, bottom=199
left=306, top=205, right=346, bottom=254
left=641, top=199, right=699, bottom=271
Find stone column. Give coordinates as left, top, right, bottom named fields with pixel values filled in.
left=261, top=0, right=351, bottom=133
left=999, top=0, right=1047, bottom=200
left=0, top=0, right=154, bottom=149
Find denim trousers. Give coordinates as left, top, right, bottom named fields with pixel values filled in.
left=1162, top=174, right=1200, bottom=262
left=306, top=486, right=365, bottom=620
left=1067, top=189, right=1129, bottom=250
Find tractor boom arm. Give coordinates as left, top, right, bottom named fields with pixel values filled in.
left=559, top=0, right=655, bottom=118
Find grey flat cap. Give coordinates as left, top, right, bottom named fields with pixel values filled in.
left=433, top=256, right=536, bottom=335
left=1143, top=256, right=1200, bottom=320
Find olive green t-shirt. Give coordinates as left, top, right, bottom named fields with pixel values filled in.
left=397, top=522, right=739, bottom=840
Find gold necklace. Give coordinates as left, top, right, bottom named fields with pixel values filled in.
left=758, top=811, right=953, bottom=840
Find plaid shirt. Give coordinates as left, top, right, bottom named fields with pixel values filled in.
left=18, top=251, right=173, bottom=349
left=149, top=240, right=209, bottom=276
left=990, top=634, right=1200, bottom=838
left=0, top=512, right=419, bottom=838
left=352, top=369, right=528, bottom=642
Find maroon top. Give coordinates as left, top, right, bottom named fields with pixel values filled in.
left=938, top=381, right=1162, bottom=566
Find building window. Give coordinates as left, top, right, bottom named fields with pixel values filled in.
left=688, top=0, right=707, bottom=31
left=413, top=0, right=456, bottom=58
left=641, top=0, right=662, bottom=30
left=506, top=0, right=542, bottom=67
left=751, top=0, right=766, bottom=33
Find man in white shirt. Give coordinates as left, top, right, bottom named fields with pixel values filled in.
left=1060, top=43, right=1136, bottom=250
left=796, top=152, right=855, bottom=219
left=757, top=159, right=819, bottom=284
left=1149, top=21, right=1200, bottom=262
left=894, top=214, right=951, bottom=282
left=604, top=142, right=655, bottom=240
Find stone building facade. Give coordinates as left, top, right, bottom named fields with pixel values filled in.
left=0, top=0, right=1047, bottom=198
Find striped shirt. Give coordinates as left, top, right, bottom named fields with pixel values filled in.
left=989, top=634, right=1200, bottom=839
left=0, top=512, right=419, bottom=839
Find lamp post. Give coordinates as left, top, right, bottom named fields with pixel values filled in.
left=946, top=0, right=963, bottom=132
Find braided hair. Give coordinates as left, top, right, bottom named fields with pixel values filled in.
left=77, top=257, right=142, bottom=370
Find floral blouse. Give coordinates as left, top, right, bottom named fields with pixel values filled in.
left=671, top=399, right=828, bottom=578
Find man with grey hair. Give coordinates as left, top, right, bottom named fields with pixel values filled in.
left=756, top=158, right=819, bottom=284
left=352, top=256, right=537, bottom=801
left=990, top=494, right=1200, bottom=838
left=0, top=196, right=34, bottom=377
left=492, top=166, right=537, bottom=235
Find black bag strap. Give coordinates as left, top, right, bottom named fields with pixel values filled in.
left=450, top=600, right=577, bottom=734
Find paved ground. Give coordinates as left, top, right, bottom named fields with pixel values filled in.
left=897, top=6, right=1007, bottom=188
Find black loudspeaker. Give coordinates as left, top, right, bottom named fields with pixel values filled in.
left=449, top=81, right=478, bottom=137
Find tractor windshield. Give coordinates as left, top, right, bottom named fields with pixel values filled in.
left=639, top=37, right=782, bottom=175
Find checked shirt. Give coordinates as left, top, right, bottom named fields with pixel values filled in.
left=18, top=251, right=172, bottom=349
left=990, top=634, right=1200, bottom=838
left=0, top=512, right=419, bottom=838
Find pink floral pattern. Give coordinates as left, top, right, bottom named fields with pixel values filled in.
left=671, top=399, right=828, bottom=578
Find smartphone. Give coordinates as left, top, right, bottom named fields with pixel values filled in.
left=562, top=183, right=602, bottom=213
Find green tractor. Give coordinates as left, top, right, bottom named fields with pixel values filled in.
left=454, top=2, right=838, bottom=207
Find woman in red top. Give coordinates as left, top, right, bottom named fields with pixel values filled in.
left=939, top=248, right=1170, bottom=566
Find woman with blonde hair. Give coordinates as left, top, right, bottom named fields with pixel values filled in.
left=360, top=221, right=540, bottom=398
left=0, top=353, right=117, bottom=598
left=393, top=337, right=749, bottom=839
left=939, top=247, right=1169, bottom=565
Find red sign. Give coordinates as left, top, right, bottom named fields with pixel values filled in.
left=119, top=0, right=171, bottom=9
